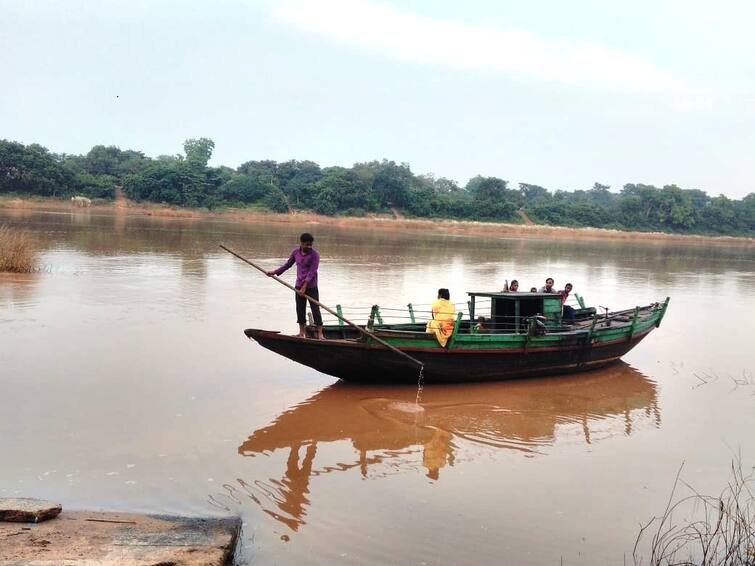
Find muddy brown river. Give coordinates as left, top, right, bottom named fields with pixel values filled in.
left=1, top=208, right=753, bottom=564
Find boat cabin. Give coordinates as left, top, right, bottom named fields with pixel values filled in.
left=467, top=291, right=564, bottom=333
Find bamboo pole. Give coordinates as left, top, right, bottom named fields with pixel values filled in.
left=219, top=244, right=424, bottom=369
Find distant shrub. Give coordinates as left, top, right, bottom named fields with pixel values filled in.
left=0, top=225, right=37, bottom=272
left=263, top=187, right=290, bottom=213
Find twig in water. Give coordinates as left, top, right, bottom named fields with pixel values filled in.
left=633, top=457, right=755, bottom=565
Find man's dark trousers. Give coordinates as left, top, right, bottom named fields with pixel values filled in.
left=295, top=286, right=323, bottom=326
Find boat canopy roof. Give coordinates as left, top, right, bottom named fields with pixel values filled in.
left=467, top=291, right=565, bottom=328
left=467, top=291, right=556, bottom=299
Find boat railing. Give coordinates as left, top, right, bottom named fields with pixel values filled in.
left=320, top=304, right=471, bottom=328
left=319, top=299, right=663, bottom=335
left=319, top=303, right=566, bottom=335
left=324, top=294, right=582, bottom=324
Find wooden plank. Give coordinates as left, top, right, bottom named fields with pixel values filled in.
left=656, top=297, right=670, bottom=327
left=336, top=304, right=344, bottom=327
left=628, top=306, right=640, bottom=341
left=447, top=312, right=464, bottom=349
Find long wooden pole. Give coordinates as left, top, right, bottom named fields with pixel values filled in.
left=219, top=244, right=425, bottom=369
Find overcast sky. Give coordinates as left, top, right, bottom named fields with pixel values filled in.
left=2, top=0, right=754, bottom=198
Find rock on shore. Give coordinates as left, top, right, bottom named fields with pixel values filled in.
left=0, top=497, right=62, bottom=522
left=0, top=498, right=240, bottom=565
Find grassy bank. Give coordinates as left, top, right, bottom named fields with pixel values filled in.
left=1, top=195, right=753, bottom=246
left=0, top=224, right=37, bottom=272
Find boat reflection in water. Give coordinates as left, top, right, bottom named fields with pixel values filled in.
left=223, top=363, right=659, bottom=531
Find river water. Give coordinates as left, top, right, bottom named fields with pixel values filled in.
left=1, top=208, right=753, bottom=564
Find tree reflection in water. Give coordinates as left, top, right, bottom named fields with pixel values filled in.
left=210, top=362, right=660, bottom=532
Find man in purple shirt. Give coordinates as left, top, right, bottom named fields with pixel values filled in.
left=266, top=232, right=324, bottom=339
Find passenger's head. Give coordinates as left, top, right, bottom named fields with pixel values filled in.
left=299, top=232, right=314, bottom=251
left=545, top=277, right=554, bottom=289
left=564, top=283, right=573, bottom=292
left=510, top=280, right=519, bottom=291
left=437, top=288, right=450, bottom=300
left=476, top=316, right=486, bottom=326
left=530, top=287, right=537, bottom=293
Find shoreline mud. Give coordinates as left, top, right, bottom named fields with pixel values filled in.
left=1, top=195, right=752, bottom=246
left=0, top=497, right=240, bottom=565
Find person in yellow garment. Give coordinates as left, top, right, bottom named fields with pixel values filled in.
left=425, top=288, right=456, bottom=347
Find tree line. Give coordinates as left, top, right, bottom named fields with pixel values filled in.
left=1, top=138, right=752, bottom=236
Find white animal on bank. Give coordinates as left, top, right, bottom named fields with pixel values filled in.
left=71, top=196, right=92, bottom=207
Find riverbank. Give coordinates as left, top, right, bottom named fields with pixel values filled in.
left=0, top=497, right=240, bottom=564
left=1, top=195, right=752, bottom=245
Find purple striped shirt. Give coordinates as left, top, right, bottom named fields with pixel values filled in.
left=274, top=247, right=320, bottom=288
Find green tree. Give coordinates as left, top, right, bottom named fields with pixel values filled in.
left=735, top=194, right=755, bottom=233
left=179, top=138, right=218, bottom=207
left=700, top=195, right=736, bottom=233
left=466, top=176, right=519, bottom=219
left=518, top=183, right=550, bottom=204
left=467, top=176, right=508, bottom=201
left=237, top=160, right=278, bottom=184
left=263, top=186, right=289, bottom=212
left=354, top=160, right=413, bottom=208
left=1, top=137, right=752, bottom=236
left=221, top=174, right=270, bottom=204
left=418, top=174, right=462, bottom=195
left=183, top=138, right=214, bottom=168
left=586, top=183, right=614, bottom=207
left=0, top=140, right=75, bottom=196
left=82, top=145, right=148, bottom=180
left=313, top=167, right=368, bottom=214
left=658, top=185, right=696, bottom=229
left=277, top=160, right=323, bottom=207
left=74, top=172, right=116, bottom=199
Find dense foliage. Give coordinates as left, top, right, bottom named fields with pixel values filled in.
left=1, top=138, right=752, bottom=236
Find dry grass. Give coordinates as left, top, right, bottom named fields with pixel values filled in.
left=633, top=459, right=755, bottom=565
left=0, top=224, right=37, bottom=272
left=144, top=208, right=197, bottom=218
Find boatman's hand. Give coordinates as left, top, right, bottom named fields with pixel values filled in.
left=298, top=284, right=308, bottom=296
left=265, top=271, right=274, bottom=277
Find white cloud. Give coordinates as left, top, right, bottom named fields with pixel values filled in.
left=269, top=0, right=688, bottom=95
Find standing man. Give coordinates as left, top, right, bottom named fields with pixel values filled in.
left=266, top=232, right=324, bottom=339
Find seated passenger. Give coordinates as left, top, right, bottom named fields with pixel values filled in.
left=539, top=277, right=556, bottom=293
left=474, top=316, right=489, bottom=333
left=560, top=283, right=575, bottom=324
left=425, top=288, right=456, bottom=347
left=530, top=287, right=538, bottom=293
left=509, top=279, right=519, bottom=292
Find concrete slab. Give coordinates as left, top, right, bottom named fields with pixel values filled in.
left=0, top=498, right=62, bottom=523
left=0, top=511, right=240, bottom=565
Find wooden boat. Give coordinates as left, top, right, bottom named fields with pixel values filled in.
left=245, top=291, right=669, bottom=383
